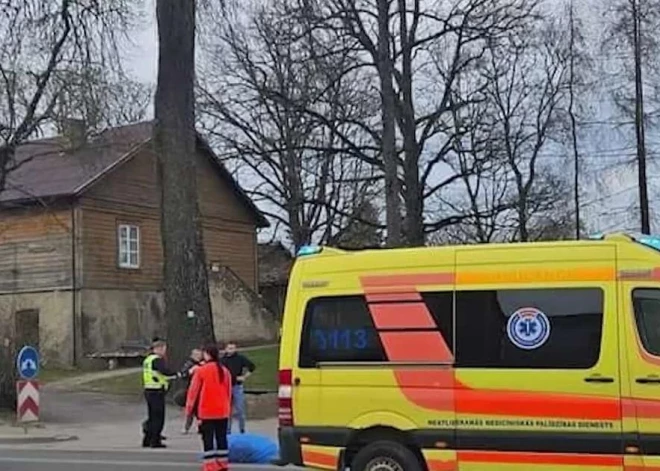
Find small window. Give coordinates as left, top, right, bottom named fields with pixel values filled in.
left=633, top=289, right=660, bottom=356
left=118, top=224, right=140, bottom=269
left=299, top=296, right=386, bottom=367
left=455, top=288, right=604, bottom=369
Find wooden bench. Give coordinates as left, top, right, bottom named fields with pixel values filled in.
left=87, top=341, right=150, bottom=369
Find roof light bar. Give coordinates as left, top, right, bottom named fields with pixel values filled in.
left=297, top=245, right=322, bottom=257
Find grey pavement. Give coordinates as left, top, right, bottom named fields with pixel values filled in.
left=0, top=449, right=300, bottom=471
left=1, top=389, right=278, bottom=452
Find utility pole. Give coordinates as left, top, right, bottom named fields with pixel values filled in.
left=632, top=0, right=650, bottom=233
left=568, top=2, right=581, bottom=239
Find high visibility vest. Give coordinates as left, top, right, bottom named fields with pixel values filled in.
left=143, top=354, right=169, bottom=390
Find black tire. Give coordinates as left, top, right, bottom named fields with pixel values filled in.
left=350, top=440, right=423, bottom=471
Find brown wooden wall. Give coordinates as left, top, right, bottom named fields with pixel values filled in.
left=0, top=206, right=73, bottom=293
left=78, top=145, right=258, bottom=291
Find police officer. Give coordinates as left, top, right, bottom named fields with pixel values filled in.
left=142, top=338, right=182, bottom=448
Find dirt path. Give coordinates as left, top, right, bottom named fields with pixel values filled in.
left=45, top=368, right=141, bottom=390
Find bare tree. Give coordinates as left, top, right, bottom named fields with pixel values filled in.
left=438, top=93, right=516, bottom=244
left=155, top=0, right=214, bottom=369
left=481, top=14, right=571, bottom=242
left=0, top=0, right=141, bottom=193
left=289, top=0, right=538, bottom=246
left=55, top=68, right=151, bottom=129
left=603, top=0, right=660, bottom=233
left=329, top=200, right=383, bottom=248
left=198, top=0, right=380, bottom=250
left=558, top=0, right=592, bottom=240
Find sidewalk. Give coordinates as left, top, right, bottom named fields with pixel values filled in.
left=0, top=422, right=78, bottom=445
left=0, top=415, right=278, bottom=450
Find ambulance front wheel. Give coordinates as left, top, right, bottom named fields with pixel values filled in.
left=350, top=440, right=423, bottom=471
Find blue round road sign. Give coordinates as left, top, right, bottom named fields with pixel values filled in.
left=16, top=346, right=40, bottom=380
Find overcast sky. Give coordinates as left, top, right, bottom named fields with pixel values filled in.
left=125, top=0, right=158, bottom=85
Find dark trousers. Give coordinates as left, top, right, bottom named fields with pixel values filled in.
left=200, top=419, right=229, bottom=471
left=143, top=390, right=166, bottom=446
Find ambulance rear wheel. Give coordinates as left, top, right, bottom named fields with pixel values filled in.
left=351, top=440, right=423, bottom=471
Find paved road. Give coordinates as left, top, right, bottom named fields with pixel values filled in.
left=0, top=449, right=297, bottom=471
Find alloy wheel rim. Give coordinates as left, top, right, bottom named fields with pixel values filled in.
left=365, top=457, right=404, bottom=471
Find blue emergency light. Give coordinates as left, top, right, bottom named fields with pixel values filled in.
left=638, top=235, right=660, bottom=251
left=297, top=245, right=322, bottom=256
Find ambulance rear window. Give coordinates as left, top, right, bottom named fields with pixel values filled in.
left=299, top=296, right=387, bottom=367
left=298, top=293, right=454, bottom=368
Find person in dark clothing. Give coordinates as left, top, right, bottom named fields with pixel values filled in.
left=142, top=339, right=183, bottom=448
left=180, top=348, right=203, bottom=434
left=220, top=342, right=256, bottom=434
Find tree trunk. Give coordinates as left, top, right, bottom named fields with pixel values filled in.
left=397, top=0, right=423, bottom=247
left=155, top=0, right=215, bottom=368
left=518, top=197, right=529, bottom=242
left=377, top=0, right=402, bottom=247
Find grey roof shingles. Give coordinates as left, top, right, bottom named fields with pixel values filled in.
left=0, top=121, right=268, bottom=227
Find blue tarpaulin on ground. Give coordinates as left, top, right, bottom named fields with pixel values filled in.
left=197, top=433, right=279, bottom=464
left=228, top=433, right=279, bottom=463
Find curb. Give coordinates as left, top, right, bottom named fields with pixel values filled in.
left=0, top=434, right=78, bottom=444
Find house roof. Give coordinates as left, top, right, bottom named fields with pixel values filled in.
left=0, top=121, right=269, bottom=227
left=258, top=242, right=293, bottom=286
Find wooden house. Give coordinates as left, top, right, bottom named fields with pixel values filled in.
left=0, top=121, right=276, bottom=366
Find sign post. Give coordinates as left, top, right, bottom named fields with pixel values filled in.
left=16, top=346, right=40, bottom=423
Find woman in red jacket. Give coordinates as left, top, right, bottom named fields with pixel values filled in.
left=186, top=344, right=232, bottom=471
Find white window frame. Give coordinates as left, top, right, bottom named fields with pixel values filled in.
left=117, top=224, right=140, bottom=269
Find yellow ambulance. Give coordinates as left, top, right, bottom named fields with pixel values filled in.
left=277, top=233, right=660, bottom=471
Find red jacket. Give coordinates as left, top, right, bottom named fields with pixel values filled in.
left=185, top=362, right=232, bottom=420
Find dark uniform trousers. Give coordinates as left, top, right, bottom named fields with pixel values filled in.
left=143, top=389, right=166, bottom=447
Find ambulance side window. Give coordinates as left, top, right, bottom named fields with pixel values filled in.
left=299, top=296, right=387, bottom=367
left=632, top=288, right=660, bottom=356
left=455, top=287, right=604, bottom=369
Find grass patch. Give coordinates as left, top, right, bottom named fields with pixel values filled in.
left=242, top=345, right=278, bottom=391
left=81, top=345, right=279, bottom=396
left=82, top=371, right=143, bottom=396
left=39, top=367, right=83, bottom=384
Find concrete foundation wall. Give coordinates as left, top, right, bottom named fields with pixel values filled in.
left=0, top=270, right=279, bottom=367
left=79, top=269, right=278, bottom=356
left=79, top=289, right=166, bottom=356
left=0, top=290, right=73, bottom=366
left=209, top=267, right=279, bottom=346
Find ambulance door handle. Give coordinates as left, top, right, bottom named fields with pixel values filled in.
left=293, top=377, right=301, bottom=386
left=636, top=377, right=660, bottom=384
left=584, top=375, right=614, bottom=383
